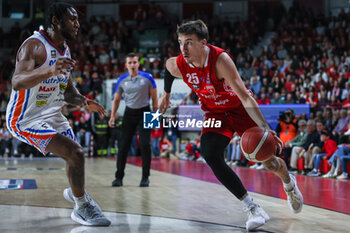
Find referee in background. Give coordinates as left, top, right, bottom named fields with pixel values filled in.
left=109, top=53, right=158, bottom=187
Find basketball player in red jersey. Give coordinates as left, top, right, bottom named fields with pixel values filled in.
left=159, top=20, right=303, bottom=231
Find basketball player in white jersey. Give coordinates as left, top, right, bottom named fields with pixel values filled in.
left=6, top=2, right=110, bottom=226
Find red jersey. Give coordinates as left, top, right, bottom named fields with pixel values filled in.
left=176, top=44, right=251, bottom=113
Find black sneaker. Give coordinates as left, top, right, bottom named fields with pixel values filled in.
left=139, top=177, right=149, bottom=187
left=112, top=178, right=123, bottom=187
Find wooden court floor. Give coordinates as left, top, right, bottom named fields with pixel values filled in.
left=0, top=156, right=349, bottom=233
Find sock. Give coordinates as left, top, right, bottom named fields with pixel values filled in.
left=73, top=194, right=88, bottom=208
left=283, top=176, right=294, bottom=192
left=241, top=195, right=254, bottom=208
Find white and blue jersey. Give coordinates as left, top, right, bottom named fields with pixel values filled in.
left=6, top=29, right=76, bottom=155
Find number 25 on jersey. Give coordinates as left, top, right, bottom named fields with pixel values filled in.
left=187, top=73, right=199, bottom=84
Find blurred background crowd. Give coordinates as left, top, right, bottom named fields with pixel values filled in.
left=0, top=0, right=350, bottom=179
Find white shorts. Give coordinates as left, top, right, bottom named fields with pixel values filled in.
left=7, top=115, right=76, bottom=155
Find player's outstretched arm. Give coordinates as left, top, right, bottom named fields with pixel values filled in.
left=64, top=77, right=106, bottom=119
left=12, top=39, right=76, bottom=90
left=159, top=57, right=182, bottom=114
left=216, top=53, right=283, bottom=151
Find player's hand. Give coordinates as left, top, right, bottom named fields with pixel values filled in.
left=108, top=117, right=115, bottom=128
left=270, top=130, right=284, bottom=155
left=50, top=57, right=76, bottom=76
left=84, top=99, right=106, bottom=119
left=159, top=92, right=171, bottom=114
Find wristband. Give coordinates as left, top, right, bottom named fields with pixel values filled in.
left=164, top=68, right=176, bottom=93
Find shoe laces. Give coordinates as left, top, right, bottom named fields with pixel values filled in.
left=79, top=202, right=104, bottom=219
left=245, top=204, right=261, bottom=219
left=286, top=187, right=300, bottom=203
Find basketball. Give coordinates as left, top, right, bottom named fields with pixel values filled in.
left=240, top=126, right=276, bottom=162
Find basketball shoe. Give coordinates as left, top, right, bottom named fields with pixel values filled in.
left=285, top=174, right=303, bottom=213
left=71, top=202, right=111, bottom=226
left=244, top=203, right=270, bottom=231
left=63, top=188, right=101, bottom=212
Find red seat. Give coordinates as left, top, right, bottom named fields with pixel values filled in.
left=319, top=160, right=331, bottom=173
left=297, top=158, right=304, bottom=171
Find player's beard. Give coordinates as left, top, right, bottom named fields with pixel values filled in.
left=61, top=23, right=76, bottom=41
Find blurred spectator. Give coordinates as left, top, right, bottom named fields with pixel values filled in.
left=276, top=109, right=297, bottom=144
left=76, top=115, right=92, bottom=151
left=284, top=120, right=307, bottom=169
left=151, top=127, right=162, bottom=157
left=178, top=138, right=195, bottom=161
left=166, top=113, right=179, bottom=155
left=159, top=135, right=172, bottom=158
left=0, top=122, right=11, bottom=156
left=257, top=93, right=271, bottom=105
left=323, top=143, right=349, bottom=178
left=323, top=108, right=337, bottom=132
left=289, top=120, right=320, bottom=173
left=332, top=109, right=348, bottom=141
left=307, top=130, right=337, bottom=176
left=91, top=111, right=108, bottom=156
left=226, top=133, right=241, bottom=165
left=271, top=92, right=285, bottom=104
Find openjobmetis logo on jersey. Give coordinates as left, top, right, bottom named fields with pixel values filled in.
left=143, top=110, right=221, bottom=129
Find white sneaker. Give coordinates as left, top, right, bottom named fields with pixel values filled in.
left=250, top=164, right=258, bottom=169
left=244, top=203, right=270, bottom=231
left=322, top=170, right=336, bottom=178
left=63, top=188, right=101, bottom=212
left=285, top=174, right=303, bottom=213
left=256, top=164, right=265, bottom=170
left=71, top=202, right=111, bottom=226
left=336, top=172, right=348, bottom=180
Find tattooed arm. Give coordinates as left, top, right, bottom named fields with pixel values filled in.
left=64, top=77, right=86, bottom=106
left=64, top=77, right=106, bottom=118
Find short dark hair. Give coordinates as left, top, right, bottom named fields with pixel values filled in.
left=46, top=2, right=75, bottom=29
left=177, top=19, right=208, bottom=40
left=321, top=129, right=329, bottom=137
left=126, top=52, right=138, bottom=60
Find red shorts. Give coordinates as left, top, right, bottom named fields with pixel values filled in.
left=201, top=104, right=257, bottom=139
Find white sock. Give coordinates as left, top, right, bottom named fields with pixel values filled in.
left=73, top=194, right=88, bottom=208
left=241, top=195, right=254, bottom=208
left=283, top=176, right=294, bottom=192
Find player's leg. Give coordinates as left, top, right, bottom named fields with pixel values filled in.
left=45, top=126, right=110, bottom=226
left=263, top=154, right=303, bottom=213
left=230, top=104, right=303, bottom=214
left=263, top=155, right=290, bottom=182
left=201, top=132, right=269, bottom=230
left=47, top=134, right=85, bottom=197
left=201, top=132, right=247, bottom=197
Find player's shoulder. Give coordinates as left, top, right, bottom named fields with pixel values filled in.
left=20, top=36, right=46, bottom=52
left=216, top=50, right=232, bottom=66
left=16, top=35, right=46, bottom=61
left=166, top=57, right=180, bottom=74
